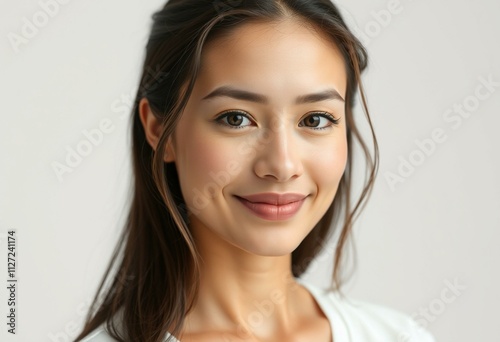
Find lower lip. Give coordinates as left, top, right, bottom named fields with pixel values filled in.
left=235, top=196, right=306, bottom=221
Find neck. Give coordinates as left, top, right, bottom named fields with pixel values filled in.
left=184, top=221, right=307, bottom=339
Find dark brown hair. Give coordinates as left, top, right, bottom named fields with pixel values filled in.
left=75, top=0, right=378, bottom=341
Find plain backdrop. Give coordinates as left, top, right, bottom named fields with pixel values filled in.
left=1, top=0, right=499, bottom=341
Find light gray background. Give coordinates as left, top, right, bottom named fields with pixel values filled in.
left=1, top=0, right=498, bottom=341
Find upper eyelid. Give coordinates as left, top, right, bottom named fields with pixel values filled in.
left=319, top=112, right=340, bottom=124
left=216, top=109, right=254, bottom=119
left=215, top=110, right=255, bottom=127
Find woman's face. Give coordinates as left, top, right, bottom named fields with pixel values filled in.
left=168, top=20, right=348, bottom=256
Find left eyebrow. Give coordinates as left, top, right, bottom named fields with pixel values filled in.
left=201, top=86, right=345, bottom=104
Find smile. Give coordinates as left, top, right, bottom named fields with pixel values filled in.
left=234, top=193, right=308, bottom=221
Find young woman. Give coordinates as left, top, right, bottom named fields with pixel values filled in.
left=76, top=0, right=436, bottom=341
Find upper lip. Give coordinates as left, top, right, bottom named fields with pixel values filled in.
left=236, top=192, right=308, bottom=205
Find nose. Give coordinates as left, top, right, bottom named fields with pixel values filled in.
left=253, top=124, right=304, bottom=182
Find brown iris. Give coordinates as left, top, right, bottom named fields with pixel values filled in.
left=303, top=115, right=320, bottom=127
left=226, top=113, right=244, bottom=126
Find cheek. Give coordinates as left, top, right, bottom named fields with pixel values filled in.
left=175, top=124, right=244, bottom=202
left=309, top=136, right=348, bottom=190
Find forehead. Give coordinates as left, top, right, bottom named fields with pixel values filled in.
left=193, top=19, right=348, bottom=101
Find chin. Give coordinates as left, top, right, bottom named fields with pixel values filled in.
left=233, top=233, right=306, bottom=257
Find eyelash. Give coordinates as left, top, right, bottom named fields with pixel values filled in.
left=214, top=110, right=340, bottom=131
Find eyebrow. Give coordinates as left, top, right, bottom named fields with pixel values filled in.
left=201, top=85, right=345, bottom=104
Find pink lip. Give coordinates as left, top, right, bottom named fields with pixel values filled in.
left=234, top=192, right=308, bottom=221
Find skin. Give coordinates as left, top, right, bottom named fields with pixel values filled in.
left=140, top=18, right=348, bottom=342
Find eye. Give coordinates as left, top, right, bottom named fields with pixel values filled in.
left=299, top=112, right=340, bottom=130
left=215, top=110, right=254, bottom=129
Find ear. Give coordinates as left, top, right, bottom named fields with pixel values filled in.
left=138, top=98, right=176, bottom=163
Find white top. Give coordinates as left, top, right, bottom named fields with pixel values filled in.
left=81, top=279, right=436, bottom=342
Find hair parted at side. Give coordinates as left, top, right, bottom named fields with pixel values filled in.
left=75, top=0, right=378, bottom=341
